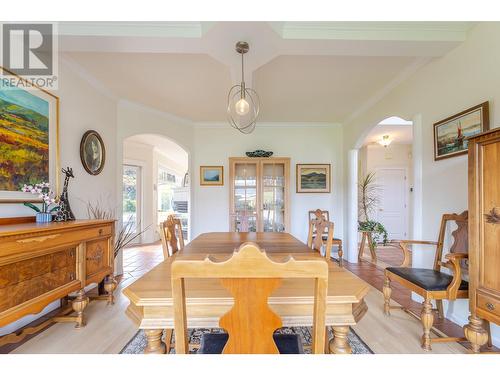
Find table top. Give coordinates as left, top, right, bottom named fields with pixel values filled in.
left=0, top=219, right=115, bottom=238
left=123, top=232, right=370, bottom=306
left=181, top=232, right=312, bottom=256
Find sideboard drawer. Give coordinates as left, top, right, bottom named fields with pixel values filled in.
left=0, top=247, right=77, bottom=313
left=477, top=291, right=500, bottom=321
left=86, top=239, right=111, bottom=279
left=0, top=248, right=76, bottom=288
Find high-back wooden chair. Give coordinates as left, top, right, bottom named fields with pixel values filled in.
left=171, top=242, right=328, bottom=354
left=383, top=211, right=475, bottom=351
left=159, top=214, right=185, bottom=259
left=307, top=209, right=343, bottom=266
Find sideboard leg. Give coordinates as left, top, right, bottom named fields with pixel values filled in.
left=104, top=275, right=118, bottom=305
left=329, top=326, right=352, bottom=354
left=72, top=289, right=89, bottom=329
left=144, top=329, right=166, bottom=354
left=464, top=315, right=488, bottom=353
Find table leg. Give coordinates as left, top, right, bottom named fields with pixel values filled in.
left=144, top=329, right=166, bottom=354
left=367, top=232, right=377, bottom=262
left=329, top=326, right=352, bottom=354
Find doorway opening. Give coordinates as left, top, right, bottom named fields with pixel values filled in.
left=357, top=116, right=414, bottom=267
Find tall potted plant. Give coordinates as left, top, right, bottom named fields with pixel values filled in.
left=358, top=172, right=388, bottom=248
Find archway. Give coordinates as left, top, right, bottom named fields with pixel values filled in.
left=345, top=114, right=423, bottom=265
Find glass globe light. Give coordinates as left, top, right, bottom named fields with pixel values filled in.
left=235, top=98, right=250, bottom=116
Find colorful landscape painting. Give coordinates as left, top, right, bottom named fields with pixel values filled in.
left=0, top=81, right=49, bottom=191
left=297, top=164, right=330, bottom=193
left=434, top=102, right=489, bottom=160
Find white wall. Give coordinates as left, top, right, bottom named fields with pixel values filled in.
left=343, top=22, right=500, bottom=345
left=192, top=124, right=344, bottom=244
left=0, top=57, right=118, bottom=335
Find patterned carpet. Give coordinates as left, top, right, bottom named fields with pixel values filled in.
left=120, top=327, right=373, bottom=354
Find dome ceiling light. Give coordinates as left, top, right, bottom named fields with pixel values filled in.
left=227, top=41, right=260, bottom=134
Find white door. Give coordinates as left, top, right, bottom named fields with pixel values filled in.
left=375, top=168, right=408, bottom=241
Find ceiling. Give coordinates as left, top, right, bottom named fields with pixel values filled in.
left=363, top=117, right=413, bottom=145
left=61, top=22, right=475, bottom=123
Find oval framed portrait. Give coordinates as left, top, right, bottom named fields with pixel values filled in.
left=80, top=130, right=105, bottom=175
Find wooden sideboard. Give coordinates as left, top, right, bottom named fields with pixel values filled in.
left=464, top=128, right=500, bottom=353
left=0, top=219, right=116, bottom=341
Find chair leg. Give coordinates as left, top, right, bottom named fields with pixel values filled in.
left=421, top=299, right=434, bottom=351
left=164, top=328, right=174, bottom=354
left=383, top=276, right=392, bottom=316
left=338, top=243, right=343, bottom=267
left=436, top=300, right=444, bottom=319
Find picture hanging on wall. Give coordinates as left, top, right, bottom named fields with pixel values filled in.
left=200, top=166, right=224, bottom=186
left=433, top=101, right=489, bottom=161
left=0, top=67, right=60, bottom=202
left=80, top=130, right=106, bottom=175
left=296, top=164, right=331, bottom=193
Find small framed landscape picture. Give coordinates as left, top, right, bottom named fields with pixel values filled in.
left=296, top=164, right=331, bottom=193
left=200, top=166, right=224, bottom=186
left=433, top=102, right=489, bottom=161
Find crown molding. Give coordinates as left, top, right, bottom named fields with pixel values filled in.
left=194, top=122, right=341, bottom=129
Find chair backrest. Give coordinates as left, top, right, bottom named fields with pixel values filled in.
left=171, top=242, right=328, bottom=354
left=308, top=209, right=330, bottom=229
left=434, top=211, right=468, bottom=271
left=307, top=209, right=334, bottom=258
left=159, top=214, right=185, bottom=259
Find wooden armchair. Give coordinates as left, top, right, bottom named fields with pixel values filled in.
left=171, top=242, right=328, bottom=354
left=307, top=209, right=343, bottom=266
left=159, top=214, right=185, bottom=259
left=383, top=211, right=470, bottom=351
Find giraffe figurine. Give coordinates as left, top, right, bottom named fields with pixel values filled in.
left=54, top=167, right=76, bottom=222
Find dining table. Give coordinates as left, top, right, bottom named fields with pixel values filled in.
left=122, top=232, right=370, bottom=354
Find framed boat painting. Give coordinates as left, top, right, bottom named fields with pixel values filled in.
left=433, top=102, right=489, bottom=161
left=0, top=67, right=60, bottom=202
left=296, top=164, right=331, bottom=193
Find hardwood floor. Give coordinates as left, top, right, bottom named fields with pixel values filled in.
left=3, top=242, right=493, bottom=354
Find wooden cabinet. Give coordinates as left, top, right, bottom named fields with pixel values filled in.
left=464, top=128, right=500, bottom=353
left=229, top=157, right=290, bottom=233
left=0, top=219, right=115, bottom=333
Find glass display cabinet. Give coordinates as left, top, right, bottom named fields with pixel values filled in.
left=229, top=157, right=290, bottom=232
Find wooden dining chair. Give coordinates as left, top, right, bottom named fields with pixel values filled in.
left=308, top=209, right=344, bottom=267
left=158, top=214, right=184, bottom=352
left=307, top=209, right=343, bottom=266
left=171, top=242, right=328, bottom=354
left=383, top=211, right=473, bottom=351
left=159, top=214, right=185, bottom=259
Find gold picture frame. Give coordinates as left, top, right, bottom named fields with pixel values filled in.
left=296, top=164, right=331, bottom=193
left=0, top=66, right=60, bottom=203
left=200, top=166, right=224, bottom=186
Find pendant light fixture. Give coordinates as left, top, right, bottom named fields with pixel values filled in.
left=227, top=41, right=260, bottom=134
left=377, top=135, right=393, bottom=147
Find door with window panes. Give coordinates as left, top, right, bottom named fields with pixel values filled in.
left=229, top=157, right=290, bottom=232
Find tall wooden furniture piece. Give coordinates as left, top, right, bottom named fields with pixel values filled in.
left=229, top=157, right=290, bottom=233
left=308, top=209, right=343, bottom=266
left=171, top=242, right=328, bottom=354
left=159, top=214, right=185, bottom=259
left=0, top=219, right=116, bottom=346
left=383, top=212, right=469, bottom=351
left=464, top=128, right=500, bottom=353
left=123, top=232, right=370, bottom=354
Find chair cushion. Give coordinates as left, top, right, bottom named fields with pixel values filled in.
left=313, top=234, right=342, bottom=242
left=386, top=267, right=468, bottom=291
left=198, top=332, right=304, bottom=354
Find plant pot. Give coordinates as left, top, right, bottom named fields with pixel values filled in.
left=36, top=212, right=52, bottom=223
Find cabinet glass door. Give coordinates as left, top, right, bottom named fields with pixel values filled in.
left=232, top=162, right=258, bottom=232
left=261, top=162, right=286, bottom=232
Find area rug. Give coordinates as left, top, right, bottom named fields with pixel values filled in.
left=120, top=327, right=373, bottom=354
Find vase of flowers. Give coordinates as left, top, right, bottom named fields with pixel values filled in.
left=21, top=182, right=59, bottom=223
